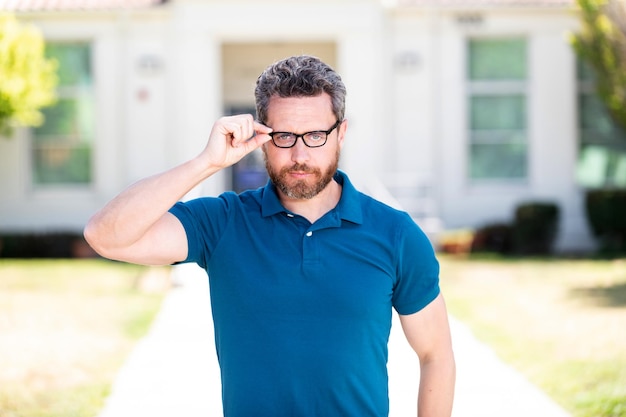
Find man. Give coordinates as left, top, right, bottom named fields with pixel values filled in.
left=84, top=55, right=455, bottom=417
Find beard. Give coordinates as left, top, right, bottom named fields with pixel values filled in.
left=265, top=149, right=340, bottom=200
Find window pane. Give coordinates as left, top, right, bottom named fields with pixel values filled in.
left=576, top=145, right=609, bottom=187
left=471, top=95, right=526, bottom=130
left=46, top=43, right=92, bottom=87
left=576, top=145, right=626, bottom=188
left=32, top=145, right=92, bottom=184
left=613, top=154, right=626, bottom=187
left=579, top=94, right=615, bottom=133
left=470, top=143, right=527, bottom=179
left=32, top=42, right=93, bottom=186
left=469, top=39, right=526, bottom=80
left=577, top=86, right=626, bottom=187
left=34, top=97, right=93, bottom=139
left=34, top=99, right=77, bottom=137
left=577, top=59, right=595, bottom=82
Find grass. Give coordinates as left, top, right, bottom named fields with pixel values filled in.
left=438, top=254, right=626, bottom=417
left=3, top=256, right=624, bottom=417
left=0, top=259, right=170, bottom=417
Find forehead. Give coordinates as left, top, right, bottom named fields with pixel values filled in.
left=266, top=94, right=334, bottom=129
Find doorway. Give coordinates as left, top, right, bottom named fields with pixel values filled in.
left=221, top=42, right=337, bottom=192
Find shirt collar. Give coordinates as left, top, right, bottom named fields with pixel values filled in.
left=261, top=170, right=363, bottom=225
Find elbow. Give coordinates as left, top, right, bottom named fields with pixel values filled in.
left=83, top=218, right=112, bottom=259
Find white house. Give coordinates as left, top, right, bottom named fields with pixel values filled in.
left=2, top=0, right=622, bottom=254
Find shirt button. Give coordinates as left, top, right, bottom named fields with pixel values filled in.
left=306, top=231, right=313, bottom=237
left=287, top=213, right=294, bottom=218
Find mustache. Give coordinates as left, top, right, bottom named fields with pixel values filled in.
left=283, top=163, right=319, bottom=174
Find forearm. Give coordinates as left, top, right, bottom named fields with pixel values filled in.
left=84, top=115, right=271, bottom=263
left=417, top=355, right=456, bottom=417
left=84, top=156, right=217, bottom=253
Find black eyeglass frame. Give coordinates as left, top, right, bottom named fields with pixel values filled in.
left=268, top=120, right=342, bottom=148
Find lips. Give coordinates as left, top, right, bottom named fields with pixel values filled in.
left=284, top=164, right=318, bottom=178
left=288, top=164, right=313, bottom=173
left=289, top=170, right=311, bottom=177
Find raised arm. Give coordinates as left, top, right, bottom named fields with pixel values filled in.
left=84, top=115, right=272, bottom=266
left=400, top=293, right=456, bottom=417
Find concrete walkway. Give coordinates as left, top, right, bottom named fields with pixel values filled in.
left=98, top=263, right=572, bottom=417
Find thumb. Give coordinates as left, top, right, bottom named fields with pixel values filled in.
left=254, top=121, right=272, bottom=135
left=241, top=122, right=272, bottom=152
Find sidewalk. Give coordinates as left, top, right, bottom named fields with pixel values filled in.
left=98, top=263, right=572, bottom=417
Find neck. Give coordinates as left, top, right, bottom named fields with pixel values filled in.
left=279, top=179, right=342, bottom=224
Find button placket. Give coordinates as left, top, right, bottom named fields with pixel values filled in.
left=302, top=228, right=319, bottom=266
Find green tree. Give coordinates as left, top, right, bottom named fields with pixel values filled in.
left=0, top=13, right=57, bottom=137
left=571, top=0, right=626, bottom=132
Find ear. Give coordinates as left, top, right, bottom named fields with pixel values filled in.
left=261, top=141, right=269, bottom=156
left=337, top=119, right=347, bottom=148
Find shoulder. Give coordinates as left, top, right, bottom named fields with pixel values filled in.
left=359, top=192, right=416, bottom=227
left=360, top=192, right=436, bottom=252
left=337, top=171, right=415, bottom=228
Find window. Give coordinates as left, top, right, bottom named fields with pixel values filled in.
left=31, top=43, right=94, bottom=185
left=576, top=61, right=626, bottom=188
left=467, top=38, right=527, bottom=180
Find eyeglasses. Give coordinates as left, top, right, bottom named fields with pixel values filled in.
left=268, top=120, right=341, bottom=148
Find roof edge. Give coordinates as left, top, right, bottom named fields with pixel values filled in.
left=0, top=0, right=168, bottom=12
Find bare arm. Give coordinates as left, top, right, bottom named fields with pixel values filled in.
left=399, top=293, right=456, bottom=417
left=84, top=115, right=272, bottom=266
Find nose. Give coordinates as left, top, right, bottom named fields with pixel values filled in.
left=290, top=137, right=310, bottom=163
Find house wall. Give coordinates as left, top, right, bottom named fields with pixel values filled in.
left=0, top=1, right=598, bottom=252
left=386, top=7, right=595, bottom=252
left=0, top=0, right=387, bottom=232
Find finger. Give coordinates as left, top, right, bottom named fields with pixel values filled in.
left=253, top=121, right=272, bottom=134
left=229, top=115, right=255, bottom=147
left=233, top=118, right=270, bottom=149
left=242, top=130, right=272, bottom=153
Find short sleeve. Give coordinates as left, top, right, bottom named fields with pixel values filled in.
left=168, top=195, right=231, bottom=269
left=392, top=214, right=441, bottom=315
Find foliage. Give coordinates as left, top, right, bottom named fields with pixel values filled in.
left=571, top=0, right=626, bottom=131
left=512, top=201, right=559, bottom=255
left=469, top=201, right=559, bottom=256
left=0, top=13, right=57, bottom=137
left=585, top=189, right=626, bottom=253
left=0, top=232, right=93, bottom=258
left=471, top=222, right=513, bottom=254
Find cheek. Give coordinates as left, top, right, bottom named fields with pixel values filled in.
left=263, top=146, right=287, bottom=167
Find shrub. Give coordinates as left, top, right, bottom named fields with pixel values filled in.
left=471, top=223, right=513, bottom=254
left=0, top=233, right=95, bottom=258
left=512, top=201, right=560, bottom=255
left=585, top=189, right=626, bottom=253
left=0, top=13, right=57, bottom=136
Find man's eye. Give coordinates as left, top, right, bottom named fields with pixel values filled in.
left=276, top=133, right=294, bottom=141
left=307, top=132, right=324, bottom=141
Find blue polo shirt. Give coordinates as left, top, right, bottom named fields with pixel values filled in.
left=169, top=171, right=440, bottom=417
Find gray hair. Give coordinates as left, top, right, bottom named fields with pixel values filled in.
left=255, top=55, right=346, bottom=124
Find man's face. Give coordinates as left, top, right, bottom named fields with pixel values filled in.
left=262, top=94, right=345, bottom=200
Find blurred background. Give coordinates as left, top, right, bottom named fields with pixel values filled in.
left=1, top=1, right=625, bottom=417
left=1, top=0, right=625, bottom=258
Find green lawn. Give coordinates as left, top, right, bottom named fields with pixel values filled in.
left=439, top=255, right=626, bottom=417
left=2, top=256, right=624, bottom=417
left=0, top=259, right=169, bottom=417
